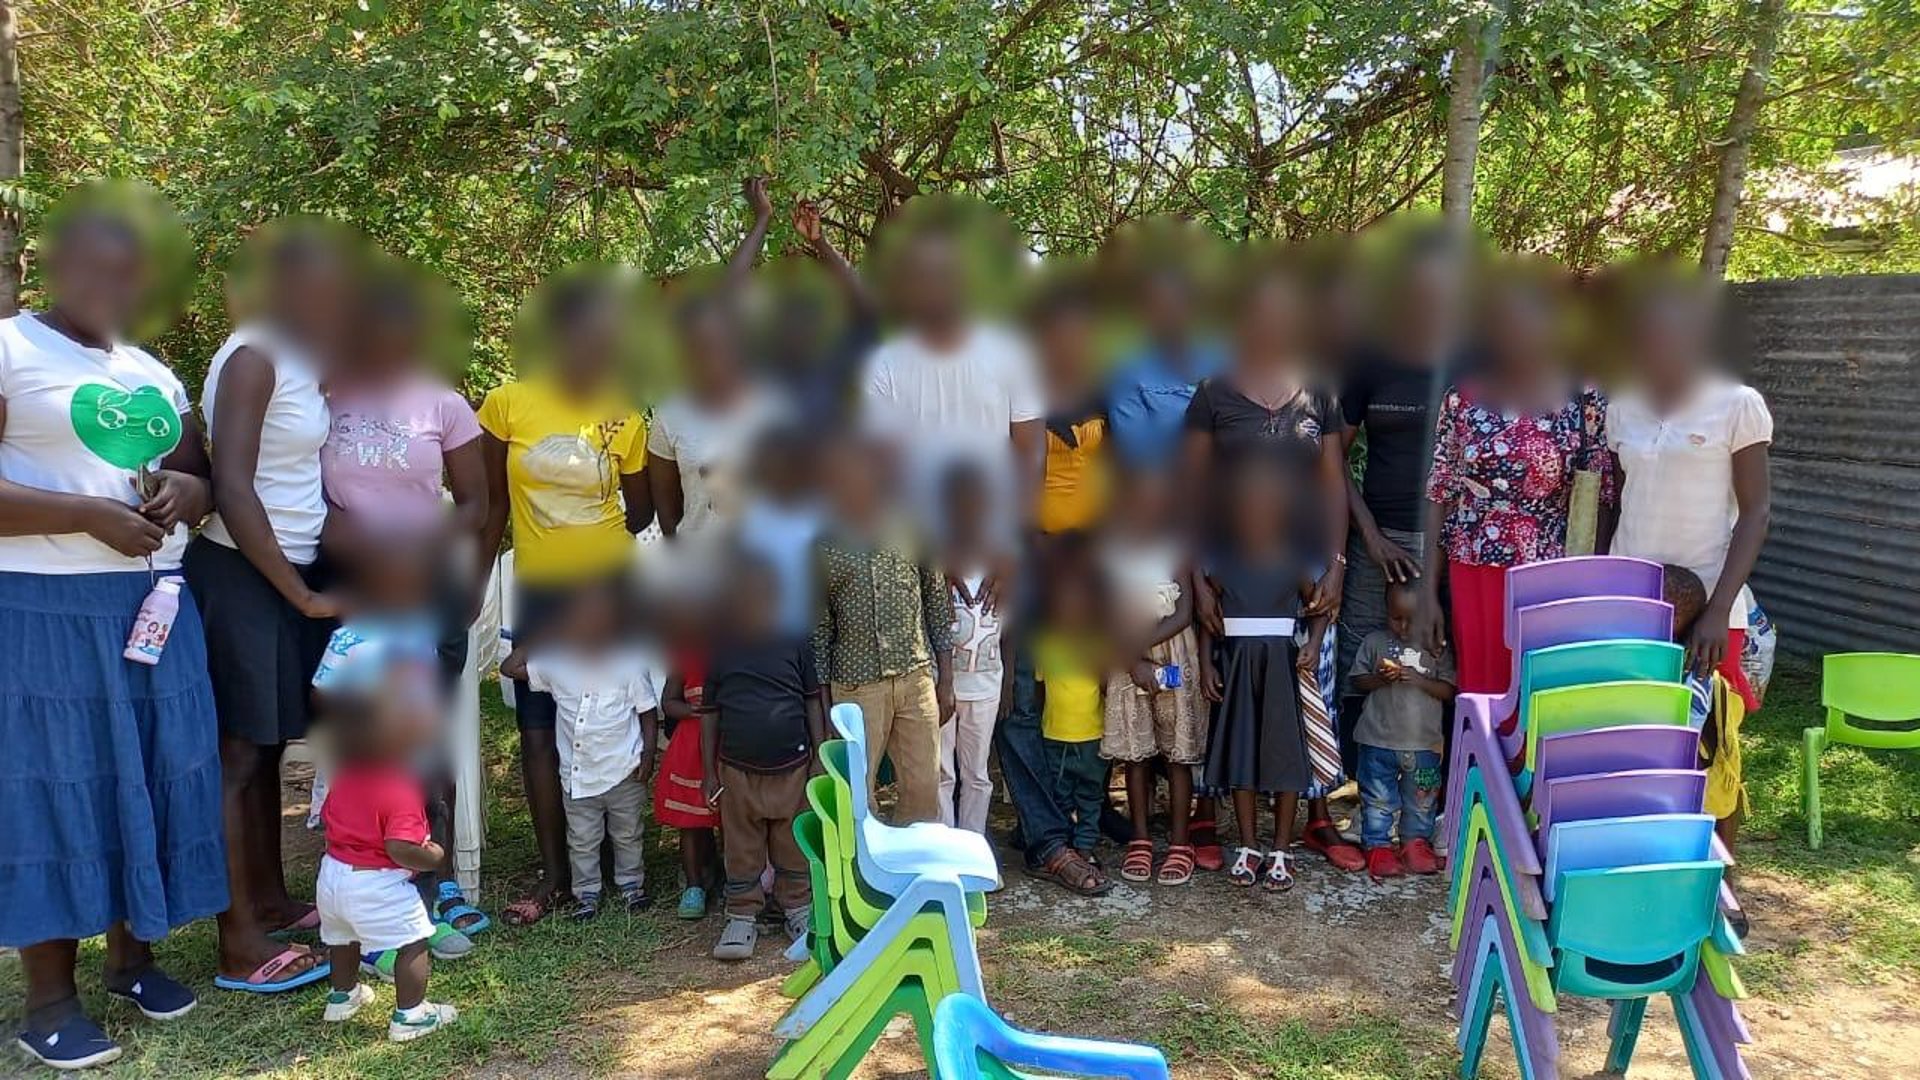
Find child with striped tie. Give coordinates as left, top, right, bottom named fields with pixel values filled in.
left=1197, top=460, right=1331, bottom=893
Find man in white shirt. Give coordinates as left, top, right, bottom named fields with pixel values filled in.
left=859, top=221, right=1045, bottom=541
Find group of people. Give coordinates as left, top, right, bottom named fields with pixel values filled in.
left=0, top=178, right=1773, bottom=1071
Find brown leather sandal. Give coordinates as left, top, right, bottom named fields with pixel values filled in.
left=1035, top=846, right=1113, bottom=896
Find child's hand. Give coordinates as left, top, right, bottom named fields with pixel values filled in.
left=499, top=647, right=529, bottom=682
left=1297, top=633, right=1324, bottom=674
left=1200, top=662, right=1223, bottom=703
left=1376, top=657, right=1405, bottom=682
left=1128, top=660, right=1161, bottom=694
left=701, top=774, right=720, bottom=807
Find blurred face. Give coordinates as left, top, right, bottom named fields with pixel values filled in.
left=1114, top=467, right=1173, bottom=534
left=1035, top=306, right=1097, bottom=403
left=1140, top=273, right=1195, bottom=343
left=271, top=245, right=355, bottom=355
left=1386, top=587, right=1417, bottom=640
left=1047, top=571, right=1098, bottom=629
left=1630, top=291, right=1713, bottom=387
left=898, top=233, right=966, bottom=329
left=942, top=473, right=991, bottom=547
left=728, top=565, right=781, bottom=639
left=350, top=301, right=421, bottom=377
left=554, top=295, right=623, bottom=389
left=1397, top=254, right=1460, bottom=351
left=679, top=301, right=746, bottom=395
left=1234, top=272, right=1306, bottom=364
left=1483, top=282, right=1558, bottom=376
left=823, top=439, right=886, bottom=522
left=46, top=219, right=147, bottom=342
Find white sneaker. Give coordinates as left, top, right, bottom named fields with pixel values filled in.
left=323, top=984, right=375, bottom=1023
left=388, top=1002, right=458, bottom=1043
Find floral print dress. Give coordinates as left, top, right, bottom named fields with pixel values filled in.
left=1425, top=382, right=1616, bottom=568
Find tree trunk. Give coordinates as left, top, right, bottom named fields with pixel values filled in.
left=0, top=0, right=19, bottom=317
left=1701, top=0, right=1787, bottom=278
left=1440, top=18, right=1487, bottom=235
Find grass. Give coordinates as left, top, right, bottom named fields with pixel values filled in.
left=6, top=659, right=1920, bottom=1077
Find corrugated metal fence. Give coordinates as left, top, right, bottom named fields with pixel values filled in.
left=1734, top=274, right=1920, bottom=657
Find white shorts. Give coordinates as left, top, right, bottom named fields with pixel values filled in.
left=317, top=855, right=435, bottom=953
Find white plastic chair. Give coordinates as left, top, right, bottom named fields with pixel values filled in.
left=829, top=703, right=1003, bottom=892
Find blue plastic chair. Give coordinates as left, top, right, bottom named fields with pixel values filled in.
left=1546, top=861, right=1725, bottom=999
left=1540, top=814, right=1717, bottom=902
left=829, top=703, right=1003, bottom=893
left=931, top=994, right=1172, bottom=1080
left=1532, top=769, right=1708, bottom=844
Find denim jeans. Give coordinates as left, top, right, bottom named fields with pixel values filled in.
left=995, top=642, right=1075, bottom=868
left=1043, top=738, right=1108, bottom=855
left=1357, top=744, right=1442, bottom=848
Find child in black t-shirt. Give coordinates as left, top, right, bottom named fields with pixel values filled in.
left=702, top=555, right=827, bottom=962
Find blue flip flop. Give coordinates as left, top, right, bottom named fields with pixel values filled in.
left=213, top=947, right=331, bottom=994
left=435, top=880, right=491, bottom=937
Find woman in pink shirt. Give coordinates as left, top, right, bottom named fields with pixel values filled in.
left=321, top=259, right=491, bottom=945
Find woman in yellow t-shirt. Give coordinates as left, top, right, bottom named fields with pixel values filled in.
left=477, top=273, right=653, bottom=925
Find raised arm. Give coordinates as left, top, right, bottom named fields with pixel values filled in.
left=794, top=199, right=877, bottom=320
left=727, top=177, right=776, bottom=287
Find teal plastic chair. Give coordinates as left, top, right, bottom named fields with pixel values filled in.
left=1804, top=652, right=1920, bottom=848
left=1540, top=814, right=1716, bottom=902
left=1546, top=860, right=1724, bottom=999
left=931, top=995, right=1171, bottom=1080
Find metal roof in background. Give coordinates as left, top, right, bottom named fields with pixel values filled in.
left=1733, top=274, right=1920, bottom=657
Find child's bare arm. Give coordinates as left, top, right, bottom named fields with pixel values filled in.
left=662, top=673, right=695, bottom=724
left=499, top=644, right=529, bottom=682
left=384, top=838, right=445, bottom=873
left=636, top=707, right=661, bottom=780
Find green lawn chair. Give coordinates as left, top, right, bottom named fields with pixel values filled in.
left=1804, top=652, right=1920, bottom=848
left=1517, top=680, right=1692, bottom=798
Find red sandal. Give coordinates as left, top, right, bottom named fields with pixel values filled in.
left=1189, top=817, right=1225, bottom=872
left=1119, top=839, right=1155, bottom=883
left=1157, top=844, right=1196, bottom=886
left=1302, top=819, right=1366, bottom=872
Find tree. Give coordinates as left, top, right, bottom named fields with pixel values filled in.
left=0, top=0, right=21, bottom=316
left=1702, top=0, right=1787, bottom=277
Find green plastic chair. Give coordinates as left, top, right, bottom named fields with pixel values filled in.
left=1804, top=652, right=1920, bottom=848
left=1545, top=860, right=1724, bottom=999
left=1517, top=680, right=1692, bottom=798
left=771, top=798, right=968, bottom=1078
left=818, top=745, right=988, bottom=930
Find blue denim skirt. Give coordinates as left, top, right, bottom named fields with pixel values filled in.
left=0, top=570, right=228, bottom=947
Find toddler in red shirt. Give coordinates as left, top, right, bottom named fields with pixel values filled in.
left=313, top=649, right=458, bottom=1043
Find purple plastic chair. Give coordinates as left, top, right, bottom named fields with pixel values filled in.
left=1535, top=725, right=1702, bottom=790
left=1452, top=865, right=1552, bottom=1002
left=1457, top=597, right=1677, bottom=763
left=1444, top=712, right=1541, bottom=877
left=1504, top=557, right=1665, bottom=648
left=1532, top=769, right=1709, bottom=854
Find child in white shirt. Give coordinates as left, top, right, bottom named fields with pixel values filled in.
left=501, top=583, right=659, bottom=919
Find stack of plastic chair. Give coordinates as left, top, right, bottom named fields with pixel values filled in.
left=767, top=704, right=1001, bottom=1079
left=1448, top=556, right=1756, bottom=1079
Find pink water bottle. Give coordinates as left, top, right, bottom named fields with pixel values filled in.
left=124, top=577, right=183, bottom=666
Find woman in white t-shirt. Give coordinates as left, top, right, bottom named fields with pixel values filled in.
left=0, top=189, right=226, bottom=1069
left=1603, top=274, right=1772, bottom=705
left=647, top=290, right=786, bottom=541
left=183, top=221, right=353, bottom=996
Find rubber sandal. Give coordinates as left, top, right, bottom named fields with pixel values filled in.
left=1157, top=844, right=1196, bottom=886
left=1227, top=846, right=1261, bottom=887
left=1302, top=819, right=1366, bottom=872
left=268, top=906, right=321, bottom=938
left=1189, top=817, right=1225, bottom=872
left=1262, top=849, right=1296, bottom=892
left=360, top=949, right=397, bottom=984
left=214, top=946, right=331, bottom=993
left=427, top=921, right=473, bottom=960
left=435, top=880, right=491, bottom=936
left=502, top=888, right=571, bottom=927
left=1119, top=839, right=1155, bottom=883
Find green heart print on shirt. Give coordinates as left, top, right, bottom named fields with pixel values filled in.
left=69, top=383, right=184, bottom=471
